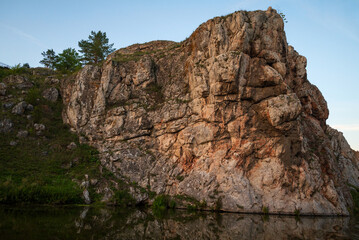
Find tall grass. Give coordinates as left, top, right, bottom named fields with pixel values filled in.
left=0, top=179, right=82, bottom=204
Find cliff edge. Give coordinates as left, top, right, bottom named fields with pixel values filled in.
left=62, top=7, right=359, bottom=215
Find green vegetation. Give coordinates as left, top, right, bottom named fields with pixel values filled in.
left=0, top=64, right=31, bottom=80
left=214, top=198, right=222, bottom=211
left=152, top=195, right=176, bottom=210
left=78, top=31, right=115, bottom=64
left=174, top=194, right=208, bottom=211
left=0, top=68, right=103, bottom=205
left=176, top=175, right=184, bottom=181
left=40, top=49, right=57, bottom=69
left=350, top=184, right=359, bottom=214
left=262, top=206, right=269, bottom=215
left=113, top=51, right=153, bottom=63
left=0, top=178, right=82, bottom=204
left=39, top=48, right=81, bottom=73
left=113, top=189, right=135, bottom=207
left=278, top=11, right=288, bottom=23
left=55, top=48, right=82, bottom=72
left=40, top=30, right=115, bottom=71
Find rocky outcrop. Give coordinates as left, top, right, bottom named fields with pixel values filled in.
left=4, top=75, right=33, bottom=89
left=62, top=8, right=359, bottom=215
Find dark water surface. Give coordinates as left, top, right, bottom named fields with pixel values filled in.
left=0, top=205, right=358, bottom=240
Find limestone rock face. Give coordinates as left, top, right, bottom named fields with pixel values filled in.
left=62, top=8, right=359, bottom=215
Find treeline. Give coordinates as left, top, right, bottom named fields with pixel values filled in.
left=40, top=31, right=115, bottom=72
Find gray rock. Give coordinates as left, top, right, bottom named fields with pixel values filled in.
left=34, top=123, right=45, bottom=131
left=42, top=87, right=59, bottom=102
left=10, top=140, right=17, bottom=146
left=0, top=118, right=13, bottom=133
left=4, top=75, right=28, bottom=84
left=79, top=136, right=87, bottom=144
left=83, top=189, right=91, bottom=204
left=90, top=179, right=98, bottom=186
left=12, top=101, right=28, bottom=115
left=0, top=82, right=6, bottom=96
left=3, top=102, right=14, bottom=109
left=81, top=181, right=89, bottom=189
left=34, top=123, right=45, bottom=135
left=45, top=76, right=60, bottom=85
left=26, top=104, right=34, bottom=111
left=16, top=82, right=33, bottom=89
left=67, top=142, right=77, bottom=150
left=16, top=130, right=28, bottom=138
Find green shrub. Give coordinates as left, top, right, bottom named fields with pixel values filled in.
left=152, top=195, right=169, bottom=211
left=0, top=179, right=82, bottom=204
left=152, top=194, right=176, bottom=211
left=351, top=188, right=359, bottom=214
left=262, top=206, right=269, bottom=215
left=113, top=189, right=135, bottom=207
left=176, top=175, right=184, bottom=181
left=25, top=88, right=41, bottom=105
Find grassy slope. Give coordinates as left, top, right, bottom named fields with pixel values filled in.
left=0, top=67, right=102, bottom=204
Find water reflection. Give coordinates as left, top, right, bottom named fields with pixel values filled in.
left=0, top=205, right=357, bottom=239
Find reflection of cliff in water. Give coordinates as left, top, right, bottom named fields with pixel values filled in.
left=0, top=206, right=357, bottom=239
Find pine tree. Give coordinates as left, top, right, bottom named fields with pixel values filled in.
left=55, top=48, right=82, bottom=72
left=40, top=49, right=58, bottom=69
left=78, top=31, right=115, bottom=64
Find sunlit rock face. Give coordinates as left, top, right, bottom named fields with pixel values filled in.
left=62, top=7, right=359, bottom=215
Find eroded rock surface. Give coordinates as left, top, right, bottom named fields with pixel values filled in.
left=62, top=8, right=359, bottom=215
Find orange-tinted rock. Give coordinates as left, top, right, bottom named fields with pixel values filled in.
left=61, top=8, right=359, bottom=215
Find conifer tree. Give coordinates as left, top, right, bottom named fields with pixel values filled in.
left=39, top=49, right=57, bottom=69
left=78, top=31, right=115, bottom=64
left=55, top=48, right=82, bottom=72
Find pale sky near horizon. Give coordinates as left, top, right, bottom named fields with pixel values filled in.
left=1, top=0, right=358, bottom=150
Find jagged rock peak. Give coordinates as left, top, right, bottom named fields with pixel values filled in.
left=61, top=8, right=359, bottom=215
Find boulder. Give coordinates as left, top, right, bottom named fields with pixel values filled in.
left=45, top=76, right=60, bottom=85
left=34, top=123, right=45, bottom=135
left=4, top=75, right=28, bottom=84
left=67, top=142, right=77, bottom=150
left=3, top=102, right=14, bottom=109
left=12, top=101, right=28, bottom=115
left=16, top=130, right=28, bottom=138
left=42, top=87, right=59, bottom=102
left=0, top=118, right=13, bottom=133
left=16, top=82, right=33, bottom=89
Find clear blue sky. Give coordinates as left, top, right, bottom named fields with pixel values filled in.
left=1, top=0, right=358, bottom=150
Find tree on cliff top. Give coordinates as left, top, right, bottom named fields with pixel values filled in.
left=55, top=48, right=82, bottom=72
left=40, top=49, right=58, bottom=69
left=78, top=31, right=115, bottom=64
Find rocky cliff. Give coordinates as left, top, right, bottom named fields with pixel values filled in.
left=61, top=7, right=359, bottom=215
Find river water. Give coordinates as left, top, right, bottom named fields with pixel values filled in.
left=0, top=205, right=358, bottom=239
